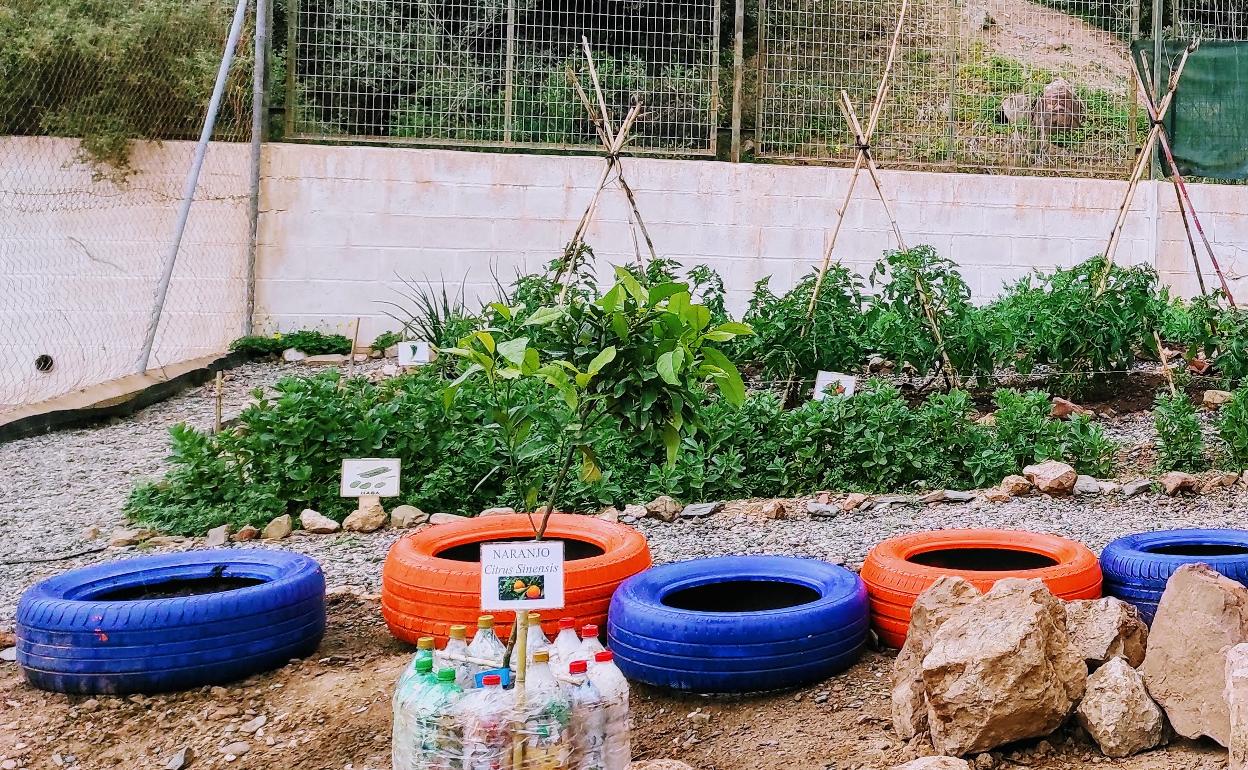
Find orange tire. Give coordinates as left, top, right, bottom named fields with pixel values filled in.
left=381, top=514, right=652, bottom=644
left=861, top=529, right=1102, bottom=649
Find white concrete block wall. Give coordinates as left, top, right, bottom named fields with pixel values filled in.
left=258, top=143, right=1248, bottom=341
left=0, top=136, right=251, bottom=408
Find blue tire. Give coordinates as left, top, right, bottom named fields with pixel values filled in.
left=1101, top=528, right=1248, bottom=624
left=16, top=549, right=326, bottom=694
left=606, top=556, right=868, bottom=693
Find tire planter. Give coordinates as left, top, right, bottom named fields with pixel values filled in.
left=16, top=549, right=326, bottom=695
left=382, top=513, right=651, bottom=643
left=606, top=556, right=869, bottom=693
left=1101, top=528, right=1248, bottom=624
left=862, top=529, right=1102, bottom=648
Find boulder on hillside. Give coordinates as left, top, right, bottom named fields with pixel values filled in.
left=1076, top=657, right=1166, bottom=757
left=1141, top=563, right=1248, bottom=746
left=1023, top=460, right=1077, bottom=495
left=922, top=579, right=1086, bottom=756
left=1033, top=79, right=1086, bottom=136
left=892, top=577, right=983, bottom=739
left=1065, top=597, right=1148, bottom=669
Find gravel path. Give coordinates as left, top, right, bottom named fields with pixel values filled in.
left=1, top=361, right=1244, bottom=628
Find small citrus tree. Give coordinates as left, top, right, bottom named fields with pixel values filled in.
left=443, top=266, right=752, bottom=538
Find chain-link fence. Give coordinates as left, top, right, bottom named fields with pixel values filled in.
left=756, top=0, right=1145, bottom=176
left=284, top=0, right=722, bottom=154
left=0, top=0, right=256, bottom=415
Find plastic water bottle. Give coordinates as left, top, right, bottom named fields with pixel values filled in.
left=567, top=660, right=606, bottom=770
left=392, top=657, right=437, bottom=769
left=526, top=612, right=551, bottom=662
left=467, top=615, right=506, bottom=684
left=551, top=617, right=580, bottom=668
left=457, top=673, right=514, bottom=770
left=517, top=650, right=571, bottom=769
left=396, top=667, right=464, bottom=770
left=438, top=625, right=472, bottom=689
left=588, top=651, right=631, bottom=770
left=577, top=624, right=605, bottom=661
left=398, top=636, right=437, bottom=689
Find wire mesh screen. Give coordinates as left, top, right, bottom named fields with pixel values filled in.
left=286, top=0, right=721, bottom=154
left=0, top=0, right=254, bottom=415
left=757, top=0, right=1144, bottom=176
left=1173, top=0, right=1248, bottom=39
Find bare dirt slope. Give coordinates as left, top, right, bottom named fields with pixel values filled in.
left=0, top=592, right=1231, bottom=770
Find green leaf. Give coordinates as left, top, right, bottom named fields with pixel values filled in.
left=656, top=348, right=685, bottom=385
left=522, top=348, right=541, bottom=376
left=524, top=306, right=565, bottom=327
left=497, top=336, right=529, bottom=367
left=578, top=446, right=603, bottom=483
left=598, top=285, right=622, bottom=314
left=472, top=331, right=496, bottom=354
left=712, top=321, right=754, bottom=335
left=701, top=347, right=746, bottom=405
left=437, top=346, right=476, bottom=359
left=613, top=267, right=647, bottom=303
left=611, top=312, right=629, bottom=340
left=667, top=291, right=692, bottom=319
left=662, top=423, right=680, bottom=466
left=487, top=302, right=513, bottom=321
left=587, top=346, right=617, bottom=376
left=648, top=282, right=687, bottom=305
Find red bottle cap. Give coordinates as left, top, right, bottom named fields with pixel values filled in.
left=559, top=617, right=576, bottom=630
left=581, top=624, right=599, bottom=638
left=595, top=650, right=614, bottom=663
left=482, top=674, right=502, bottom=686
left=569, top=660, right=588, bottom=675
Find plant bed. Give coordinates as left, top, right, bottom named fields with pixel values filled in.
left=861, top=529, right=1102, bottom=648
left=607, top=555, right=868, bottom=693
left=15, top=550, right=326, bottom=694
left=381, top=513, right=651, bottom=642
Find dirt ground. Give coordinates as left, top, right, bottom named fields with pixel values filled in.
left=0, top=593, right=1231, bottom=770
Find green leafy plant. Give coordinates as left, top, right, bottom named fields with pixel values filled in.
left=1218, top=387, right=1248, bottom=470
left=443, top=266, right=752, bottom=537
left=229, top=330, right=353, bottom=357
left=370, top=330, right=403, bottom=351
left=1154, top=391, right=1207, bottom=472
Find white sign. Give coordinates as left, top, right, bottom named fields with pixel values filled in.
left=340, top=458, right=401, bottom=497
left=480, top=540, right=565, bottom=611
left=813, top=371, right=856, bottom=401
left=397, top=340, right=433, bottom=366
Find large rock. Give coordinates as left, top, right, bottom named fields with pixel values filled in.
left=1075, top=657, right=1166, bottom=757
left=109, top=528, right=154, bottom=547
left=1205, top=389, right=1235, bottom=409
left=892, top=577, right=983, bottom=739
left=1065, top=597, right=1148, bottom=669
left=1159, top=471, right=1198, bottom=496
left=299, top=508, right=340, bottom=534
left=1227, top=643, right=1248, bottom=770
left=1000, top=475, right=1032, bottom=496
left=922, top=579, right=1086, bottom=756
left=205, top=524, right=231, bottom=547
left=1032, top=78, right=1086, bottom=136
left=262, top=514, right=292, bottom=540
left=1022, top=460, right=1076, bottom=495
left=429, top=512, right=469, bottom=525
left=645, top=495, right=683, bottom=522
left=1142, top=563, right=1248, bottom=745
left=891, top=759, right=972, bottom=770
left=342, top=502, right=387, bottom=532
left=390, top=505, right=427, bottom=528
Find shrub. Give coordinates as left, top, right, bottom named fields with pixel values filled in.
left=990, top=389, right=1115, bottom=476
left=370, top=331, right=403, bottom=352
left=1217, top=387, right=1248, bottom=470
left=229, top=330, right=353, bottom=357
left=1154, top=392, right=1207, bottom=472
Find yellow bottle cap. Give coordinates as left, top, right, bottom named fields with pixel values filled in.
left=478, top=615, right=494, bottom=628
left=528, top=611, right=541, bottom=622
left=533, top=650, right=550, bottom=663
left=449, top=625, right=467, bottom=640
left=417, top=637, right=434, bottom=650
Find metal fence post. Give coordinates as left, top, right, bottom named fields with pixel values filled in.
left=246, top=0, right=268, bottom=336
left=731, top=0, right=745, bottom=162
left=1151, top=0, right=1164, bottom=180
left=136, top=0, right=251, bottom=374
left=504, top=0, right=516, bottom=144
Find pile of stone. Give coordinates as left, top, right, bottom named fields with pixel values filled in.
left=891, top=563, right=1248, bottom=765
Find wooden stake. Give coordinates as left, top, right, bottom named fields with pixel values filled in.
left=510, top=609, right=529, bottom=769
left=1155, top=330, right=1177, bottom=396
left=349, top=317, right=362, bottom=375
left=213, top=371, right=224, bottom=434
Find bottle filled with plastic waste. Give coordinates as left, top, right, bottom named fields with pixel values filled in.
left=550, top=618, right=580, bottom=668
left=398, top=636, right=437, bottom=689
left=467, top=615, right=506, bottom=684
left=576, top=625, right=605, bottom=662
left=588, top=651, right=630, bottom=770
left=456, top=673, right=515, bottom=770
left=392, top=656, right=437, bottom=770
left=438, top=624, right=473, bottom=688
left=567, top=660, right=606, bottom=770
left=526, top=612, right=551, bottom=663
left=516, top=649, right=571, bottom=769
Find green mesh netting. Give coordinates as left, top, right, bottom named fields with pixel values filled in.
left=1133, top=39, right=1248, bottom=180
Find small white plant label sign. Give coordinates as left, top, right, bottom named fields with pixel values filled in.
left=397, top=340, right=432, bottom=366
left=340, top=458, right=401, bottom=497
left=813, top=371, right=856, bottom=401
left=480, top=540, right=565, bottom=611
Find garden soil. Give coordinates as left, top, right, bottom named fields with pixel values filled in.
left=0, top=593, right=1229, bottom=770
